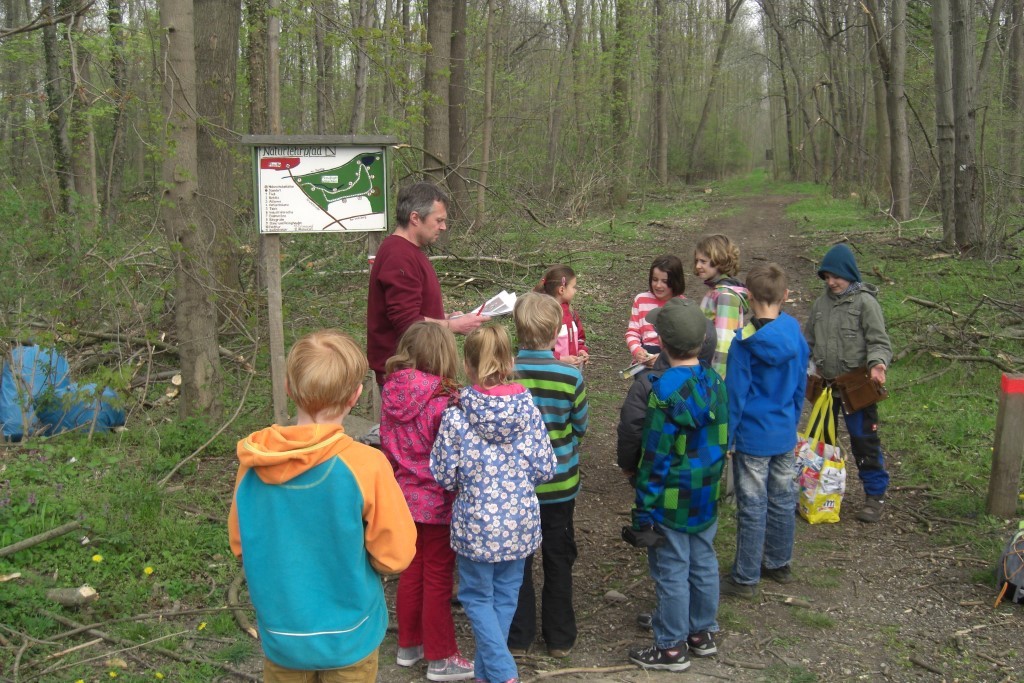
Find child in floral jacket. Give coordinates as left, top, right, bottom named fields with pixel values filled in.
left=431, top=325, right=557, bottom=683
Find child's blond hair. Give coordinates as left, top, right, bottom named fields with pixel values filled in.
left=745, top=263, right=787, bottom=305
left=514, top=291, right=561, bottom=350
left=464, top=325, right=515, bottom=389
left=695, top=234, right=741, bottom=277
left=385, top=321, right=460, bottom=380
left=286, top=329, right=366, bottom=419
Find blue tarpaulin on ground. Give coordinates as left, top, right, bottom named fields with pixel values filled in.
left=1, top=344, right=124, bottom=440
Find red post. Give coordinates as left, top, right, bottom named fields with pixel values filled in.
left=986, top=374, right=1024, bottom=518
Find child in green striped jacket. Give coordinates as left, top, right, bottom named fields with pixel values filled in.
left=507, top=291, right=589, bottom=658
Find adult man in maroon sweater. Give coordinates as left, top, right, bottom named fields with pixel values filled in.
left=367, top=182, right=488, bottom=384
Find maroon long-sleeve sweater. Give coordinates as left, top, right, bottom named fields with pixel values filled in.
left=367, top=234, right=444, bottom=383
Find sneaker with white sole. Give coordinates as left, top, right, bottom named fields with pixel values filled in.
left=426, top=654, right=475, bottom=681
left=396, top=644, right=424, bottom=667
left=628, top=644, right=690, bottom=672
left=686, top=631, right=717, bottom=657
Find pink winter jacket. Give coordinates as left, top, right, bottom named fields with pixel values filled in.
left=380, top=368, right=460, bottom=524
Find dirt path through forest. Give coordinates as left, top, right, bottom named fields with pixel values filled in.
left=380, top=194, right=1023, bottom=683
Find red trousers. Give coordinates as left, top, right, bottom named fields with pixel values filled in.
left=396, top=522, right=458, bottom=660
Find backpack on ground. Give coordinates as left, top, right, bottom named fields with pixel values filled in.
left=995, top=521, right=1024, bottom=607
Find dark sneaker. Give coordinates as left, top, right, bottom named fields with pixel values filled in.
left=761, top=564, right=793, bottom=584
left=508, top=647, right=529, bottom=658
left=686, top=631, right=717, bottom=657
left=426, top=654, right=474, bottom=682
left=720, top=576, right=759, bottom=599
left=636, top=612, right=653, bottom=630
left=628, top=644, right=690, bottom=672
left=856, top=495, right=885, bottom=523
left=547, top=645, right=573, bottom=658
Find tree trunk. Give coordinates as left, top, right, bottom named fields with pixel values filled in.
left=950, top=0, right=982, bottom=251
left=41, top=0, right=73, bottom=216
left=69, top=14, right=99, bottom=234
left=1007, top=0, right=1023, bottom=210
left=864, top=0, right=893, bottom=205
left=103, top=0, right=129, bottom=221
left=195, top=0, right=242, bottom=309
left=423, top=0, right=452, bottom=183
left=653, top=0, right=668, bottom=183
left=447, top=0, right=470, bottom=219
left=687, top=0, right=745, bottom=180
left=476, top=0, right=495, bottom=223
left=887, top=0, right=910, bottom=220
left=931, top=0, right=956, bottom=249
left=348, top=0, right=372, bottom=134
left=545, top=0, right=585, bottom=192
left=610, top=0, right=634, bottom=206
left=247, top=0, right=269, bottom=135
left=159, top=0, right=223, bottom=421
left=314, top=0, right=329, bottom=134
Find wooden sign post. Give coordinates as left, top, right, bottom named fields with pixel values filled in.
left=986, top=374, right=1024, bottom=518
left=241, top=135, right=395, bottom=426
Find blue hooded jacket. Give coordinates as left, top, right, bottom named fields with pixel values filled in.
left=817, top=244, right=862, bottom=283
left=725, top=313, right=809, bottom=456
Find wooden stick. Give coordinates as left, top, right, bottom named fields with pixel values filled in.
left=228, top=570, right=258, bottom=639
left=909, top=653, right=943, bottom=674
left=0, top=521, right=82, bottom=559
left=524, top=664, right=636, bottom=680
left=904, top=295, right=960, bottom=317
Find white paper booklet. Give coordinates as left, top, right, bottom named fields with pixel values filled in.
left=476, top=290, right=517, bottom=317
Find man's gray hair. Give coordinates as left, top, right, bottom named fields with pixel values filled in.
left=396, top=182, right=449, bottom=227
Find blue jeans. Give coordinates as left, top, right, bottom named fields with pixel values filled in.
left=457, top=556, right=525, bottom=683
left=731, top=451, right=797, bottom=585
left=648, top=521, right=719, bottom=649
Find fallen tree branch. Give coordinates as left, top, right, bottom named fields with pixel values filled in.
left=904, top=296, right=960, bottom=317
left=524, top=664, right=636, bottom=680
left=228, top=571, right=258, bottom=639
left=928, top=353, right=1017, bottom=373
left=909, top=653, right=943, bottom=674
left=40, top=611, right=259, bottom=681
left=0, top=521, right=82, bottom=559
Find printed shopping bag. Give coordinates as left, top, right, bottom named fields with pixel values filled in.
left=795, top=387, right=846, bottom=524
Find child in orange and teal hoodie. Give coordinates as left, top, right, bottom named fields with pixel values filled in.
left=228, top=330, right=416, bottom=683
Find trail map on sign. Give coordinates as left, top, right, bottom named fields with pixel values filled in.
left=256, top=146, right=388, bottom=233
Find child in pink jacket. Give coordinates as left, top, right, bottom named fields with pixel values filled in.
left=381, top=322, right=474, bottom=682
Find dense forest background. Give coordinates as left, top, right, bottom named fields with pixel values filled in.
left=1, top=0, right=1022, bottom=419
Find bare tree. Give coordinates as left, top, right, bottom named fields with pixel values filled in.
left=687, top=0, right=746, bottom=180
left=195, top=0, right=242, bottom=309
left=423, top=0, right=451, bottom=185
left=159, top=0, right=223, bottom=420
left=448, top=0, right=470, bottom=218
left=931, top=0, right=956, bottom=249
left=950, top=0, right=982, bottom=251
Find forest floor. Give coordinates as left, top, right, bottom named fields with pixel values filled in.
left=372, top=193, right=1023, bottom=683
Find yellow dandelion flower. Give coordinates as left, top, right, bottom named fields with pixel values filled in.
left=144, top=566, right=154, bottom=575
left=92, top=554, right=103, bottom=563
left=75, top=680, right=85, bottom=683
left=109, top=672, right=118, bottom=679
left=155, top=673, right=165, bottom=680
left=198, top=621, right=207, bottom=631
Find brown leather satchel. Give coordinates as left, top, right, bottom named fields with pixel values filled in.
left=834, top=367, right=888, bottom=412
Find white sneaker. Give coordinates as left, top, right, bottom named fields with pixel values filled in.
left=396, top=644, right=424, bottom=667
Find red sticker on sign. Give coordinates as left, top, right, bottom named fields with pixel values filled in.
left=260, top=157, right=300, bottom=170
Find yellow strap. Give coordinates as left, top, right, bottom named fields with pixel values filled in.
left=801, top=386, right=831, bottom=441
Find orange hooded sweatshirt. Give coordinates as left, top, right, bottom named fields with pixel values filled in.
left=227, top=423, right=416, bottom=670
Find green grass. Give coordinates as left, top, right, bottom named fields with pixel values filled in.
left=789, top=608, right=836, bottom=630
left=3, top=169, right=1021, bottom=679
left=764, top=664, right=820, bottom=683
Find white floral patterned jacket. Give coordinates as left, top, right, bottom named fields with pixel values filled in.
left=430, top=385, right=556, bottom=563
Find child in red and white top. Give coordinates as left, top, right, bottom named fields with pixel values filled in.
left=625, top=255, right=687, bottom=368
left=535, top=264, right=589, bottom=369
